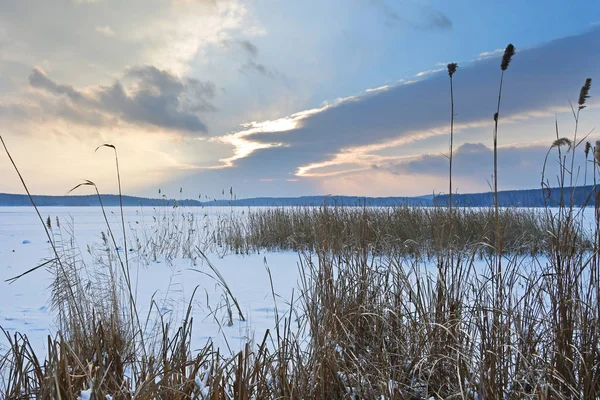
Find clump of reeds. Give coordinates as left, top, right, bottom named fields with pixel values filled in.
left=0, top=140, right=263, bottom=399
left=215, top=204, right=586, bottom=257
left=538, top=77, right=600, bottom=399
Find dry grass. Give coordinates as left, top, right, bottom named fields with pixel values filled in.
left=3, top=236, right=600, bottom=398
left=217, top=205, right=590, bottom=257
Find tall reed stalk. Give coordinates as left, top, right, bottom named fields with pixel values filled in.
left=488, top=43, right=515, bottom=397
left=493, top=44, right=515, bottom=215
left=568, top=78, right=593, bottom=207
left=447, top=63, right=458, bottom=214
left=585, top=141, right=592, bottom=187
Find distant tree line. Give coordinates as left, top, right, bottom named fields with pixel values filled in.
left=1, top=186, right=598, bottom=208
left=433, top=185, right=600, bottom=207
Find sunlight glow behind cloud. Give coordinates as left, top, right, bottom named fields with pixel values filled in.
left=1, top=1, right=599, bottom=198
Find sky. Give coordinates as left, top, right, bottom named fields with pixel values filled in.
left=0, top=0, right=599, bottom=200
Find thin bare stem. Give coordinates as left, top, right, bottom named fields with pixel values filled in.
left=0, top=135, right=86, bottom=329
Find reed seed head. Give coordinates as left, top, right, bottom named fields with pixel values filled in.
left=585, top=141, right=592, bottom=158
left=578, top=78, right=592, bottom=109
left=447, top=63, right=458, bottom=77
left=494, top=112, right=498, bottom=122
left=595, top=140, right=600, bottom=166
left=552, top=137, right=572, bottom=150
left=500, top=44, right=515, bottom=71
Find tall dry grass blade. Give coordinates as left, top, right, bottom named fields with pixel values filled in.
left=194, top=247, right=246, bottom=322
left=68, top=179, right=147, bottom=360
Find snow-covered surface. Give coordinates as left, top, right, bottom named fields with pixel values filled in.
left=1, top=205, right=595, bottom=363
left=0, top=206, right=302, bottom=356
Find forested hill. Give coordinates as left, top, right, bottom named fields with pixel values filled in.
left=0, top=193, right=198, bottom=207
left=0, top=193, right=428, bottom=207
left=433, top=185, right=599, bottom=207
left=0, top=186, right=597, bottom=207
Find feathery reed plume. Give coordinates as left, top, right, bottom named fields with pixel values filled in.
left=568, top=78, right=593, bottom=203
left=585, top=141, right=592, bottom=158
left=595, top=140, right=600, bottom=167
left=447, top=63, right=458, bottom=213
left=578, top=78, right=592, bottom=109
left=552, top=137, right=572, bottom=150
left=500, top=44, right=515, bottom=71
left=585, top=141, right=592, bottom=185
left=447, top=62, right=457, bottom=77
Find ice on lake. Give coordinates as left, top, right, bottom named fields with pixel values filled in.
left=0, top=206, right=304, bottom=357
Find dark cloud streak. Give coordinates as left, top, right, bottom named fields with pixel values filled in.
left=27, top=66, right=216, bottom=134
left=238, top=39, right=259, bottom=57
left=203, top=28, right=599, bottom=193
left=235, top=40, right=278, bottom=79
left=420, top=8, right=452, bottom=31
left=29, top=68, right=84, bottom=101
left=240, top=60, right=275, bottom=78
left=388, top=142, right=591, bottom=191
left=246, top=28, right=599, bottom=158
left=369, top=0, right=452, bottom=31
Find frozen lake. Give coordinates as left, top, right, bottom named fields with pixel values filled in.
left=1, top=205, right=595, bottom=358
left=0, top=206, right=304, bottom=356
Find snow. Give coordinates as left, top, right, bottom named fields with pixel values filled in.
left=77, top=388, right=91, bottom=400
left=195, top=371, right=211, bottom=397
left=0, top=206, right=303, bottom=357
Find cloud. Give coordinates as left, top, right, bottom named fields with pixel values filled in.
left=0, top=103, right=37, bottom=119
left=0, top=0, right=262, bottom=80
left=387, top=141, right=593, bottom=192
left=234, top=39, right=280, bottom=79
left=369, top=0, right=401, bottom=26
left=29, top=68, right=85, bottom=101
left=420, top=7, right=452, bottom=31
left=311, top=140, right=596, bottom=196
left=238, top=39, right=258, bottom=57
left=240, top=60, right=274, bottom=78
left=369, top=0, right=452, bottom=31
left=206, top=27, right=599, bottom=193
left=95, top=25, right=115, bottom=37
left=27, top=66, right=216, bottom=133
left=474, top=49, right=505, bottom=61
left=415, top=68, right=444, bottom=77
left=400, top=142, right=537, bottom=180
